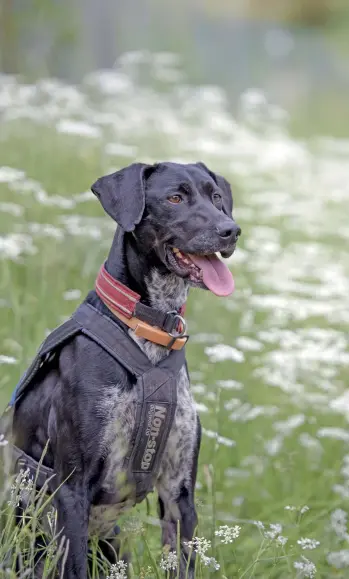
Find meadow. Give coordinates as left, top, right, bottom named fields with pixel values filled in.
left=1, top=52, right=349, bottom=577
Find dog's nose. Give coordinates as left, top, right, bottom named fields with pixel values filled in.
left=217, top=223, right=241, bottom=241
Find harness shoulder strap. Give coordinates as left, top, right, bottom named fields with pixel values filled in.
left=10, top=302, right=152, bottom=407
left=73, top=302, right=152, bottom=377
left=10, top=318, right=80, bottom=406
left=74, top=302, right=186, bottom=375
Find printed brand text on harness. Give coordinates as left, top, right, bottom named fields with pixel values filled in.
left=141, top=404, right=167, bottom=471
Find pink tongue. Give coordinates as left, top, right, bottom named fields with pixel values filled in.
left=188, top=253, right=235, bottom=296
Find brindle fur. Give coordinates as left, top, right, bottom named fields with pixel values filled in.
left=11, top=162, right=240, bottom=578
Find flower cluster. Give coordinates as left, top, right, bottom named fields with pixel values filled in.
left=159, top=551, right=178, bottom=572
left=0, top=434, right=8, bottom=446
left=277, top=535, right=288, bottom=547
left=7, top=468, right=34, bottom=508
left=327, top=549, right=349, bottom=569
left=285, top=505, right=309, bottom=515
left=185, top=537, right=211, bottom=556
left=294, top=556, right=316, bottom=578
left=255, top=521, right=288, bottom=547
left=202, top=557, right=220, bottom=571
left=297, top=538, right=320, bottom=551
left=184, top=536, right=220, bottom=570
left=330, top=508, right=348, bottom=540
left=215, top=525, right=241, bottom=544
left=106, top=561, right=128, bottom=579
left=264, top=523, right=282, bottom=540
left=254, top=520, right=265, bottom=531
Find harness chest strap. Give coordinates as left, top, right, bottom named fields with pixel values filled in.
left=9, top=302, right=186, bottom=503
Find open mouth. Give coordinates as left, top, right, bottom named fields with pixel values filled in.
left=167, top=247, right=235, bottom=297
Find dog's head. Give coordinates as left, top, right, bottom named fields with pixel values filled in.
left=91, top=162, right=241, bottom=297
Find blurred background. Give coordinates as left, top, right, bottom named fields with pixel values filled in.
left=1, top=0, right=349, bottom=136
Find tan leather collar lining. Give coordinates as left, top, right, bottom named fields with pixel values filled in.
left=105, top=303, right=188, bottom=350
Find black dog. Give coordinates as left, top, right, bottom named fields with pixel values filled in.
left=10, top=161, right=240, bottom=578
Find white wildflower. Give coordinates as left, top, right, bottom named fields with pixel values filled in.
left=205, top=344, right=244, bottom=363
left=215, top=525, right=241, bottom=544
left=106, top=561, right=128, bottom=579
left=0, top=434, right=8, bottom=446
left=297, top=538, right=320, bottom=550
left=317, top=427, right=349, bottom=442
left=285, top=505, right=309, bottom=515
left=254, top=520, right=265, bottom=530
left=333, top=483, right=349, bottom=499
left=277, top=535, right=288, bottom=546
left=294, top=556, right=316, bottom=578
left=327, top=549, right=349, bottom=569
left=201, top=555, right=220, bottom=570
left=56, top=119, right=101, bottom=139
left=0, top=166, right=25, bottom=183
left=159, top=551, right=178, bottom=572
left=185, top=537, right=211, bottom=555
left=7, top=468, right=34, bottom=508
left=184, top=537, right=219, bottom=570
left=265, top=523, right=282, bottom=539
left=331, top=508, right=348, bottom=540
left=63, top=289, right=82, bottom=301
left=0, top=355, right=17, bottom=365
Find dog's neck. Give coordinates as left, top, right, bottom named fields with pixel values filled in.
left=104, top=229, right=189, bottom=364
left=105, top=229, right=189, bottom=314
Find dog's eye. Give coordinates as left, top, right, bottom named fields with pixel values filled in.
left=168, top=195, right=183, bottom=204
left=213, top=193, right=222, bottom=204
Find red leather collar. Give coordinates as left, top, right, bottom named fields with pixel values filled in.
left=96, top=263, right=186, bottom=318
left=95, top=263, right=187, bottom=349
left=95, top=263, right=141, bottom=319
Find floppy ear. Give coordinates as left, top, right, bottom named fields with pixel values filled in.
left=91, top=163, right=153, bottom=232
left=195, top=162, right=233, bottom=218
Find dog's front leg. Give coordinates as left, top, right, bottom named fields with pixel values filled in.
left=54, top=481, right=90, bottom=579
left=156, top=417, right=201, bottom=579
left=157, top=486, right=198, bottom=578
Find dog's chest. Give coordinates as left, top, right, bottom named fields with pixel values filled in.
left=89, top=343, right=196, bottom=537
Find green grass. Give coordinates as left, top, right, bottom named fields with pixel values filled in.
left=1, top=66, right=349, bottom=577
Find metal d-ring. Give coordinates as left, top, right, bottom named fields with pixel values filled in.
left=167, top=312, right=187, bottom=338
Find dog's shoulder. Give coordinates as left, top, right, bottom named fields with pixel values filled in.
left=58, top=332, right=133, bottom=393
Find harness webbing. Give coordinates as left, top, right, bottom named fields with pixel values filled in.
left=9, top=302, right=185, bottom=503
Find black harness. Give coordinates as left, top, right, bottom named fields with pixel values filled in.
left=9, top=302, right=186, bottom=503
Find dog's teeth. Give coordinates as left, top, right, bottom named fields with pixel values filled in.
left=173, top=248, right=179, bottom=253
left=177, top=251, right=183, bottom=257
left=183, top=258, right=190, bottom=264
